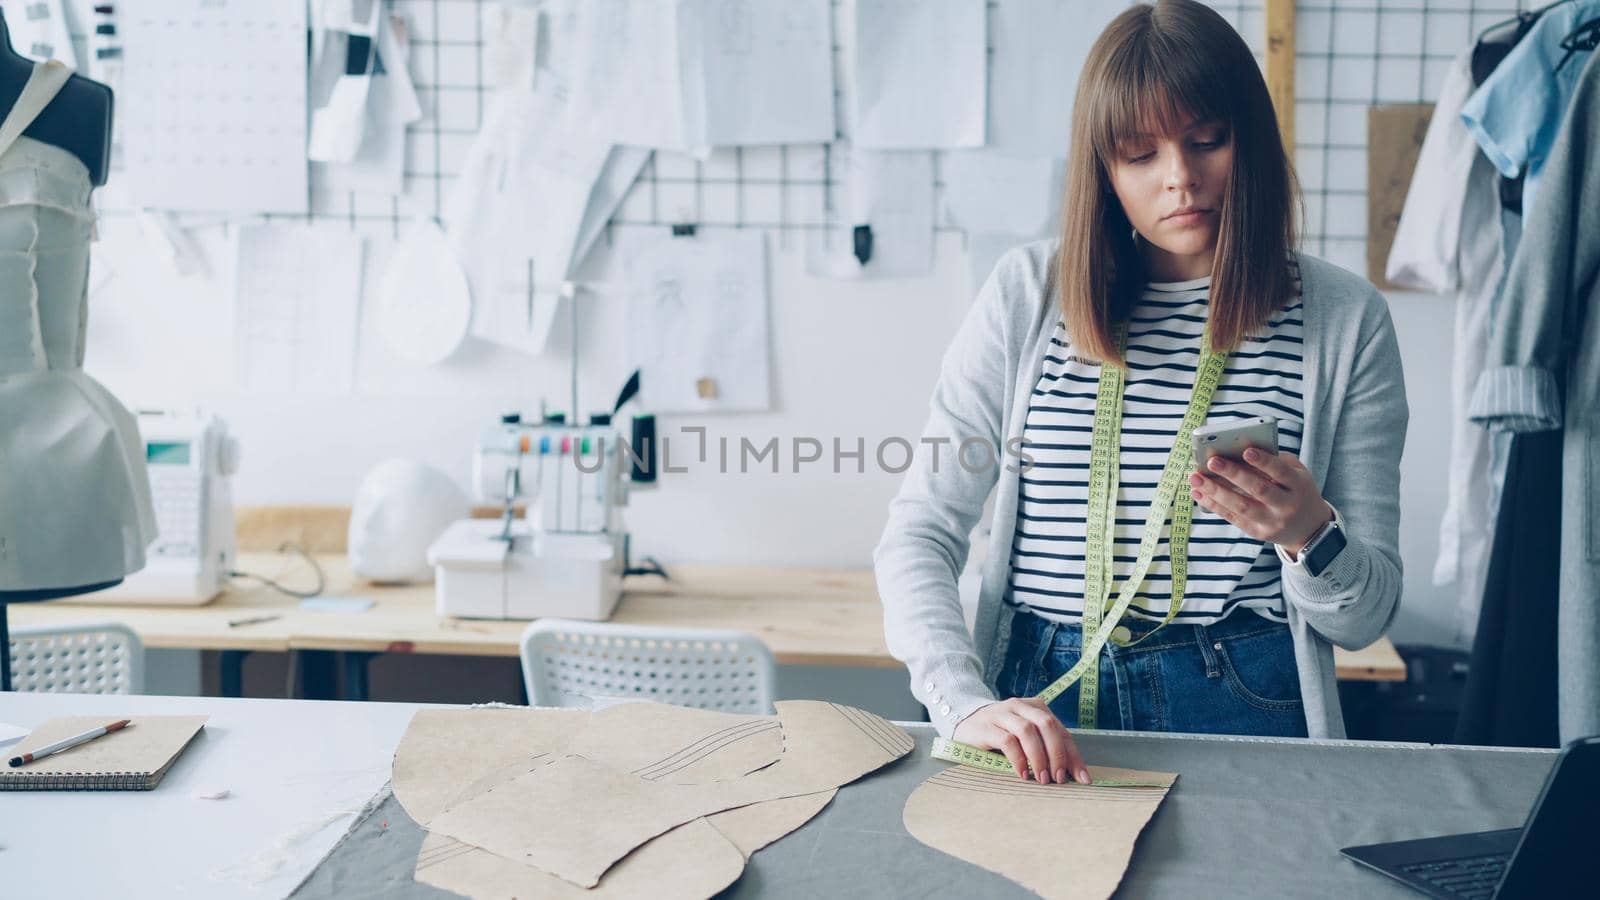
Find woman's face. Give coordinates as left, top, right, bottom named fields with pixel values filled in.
left=1107, top=115, right=1233, bottom=281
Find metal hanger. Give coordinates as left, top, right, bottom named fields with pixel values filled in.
left=1556, top=13, right=1600, bottom=73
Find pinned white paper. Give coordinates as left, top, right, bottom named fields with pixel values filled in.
left=308, top=0, right=383, bottom=164
left=941, top=152, right=1065, bottom=237
left=806, top=144, right=935, bottom=279
left=377, top=219, right=471, bottom=366
left=313, top=11, right=423, bottom=197
left=571, top=0, right=688, bottom=150
left=570, top=145, right=651, bottom=275
left=483, top=2, right=541, bottom=90
left=446, top=84, right=611, bottom=356
left=572, top=0, right=835, bottom=153
left=626, top=229, right=770, bottom=414
left=680, top=0, right=835, bottom=148
left=233, top=225, right=365, bottom=394
left=987, top=0, right=1130, bottom=156
left=851, top=0, right=986, bottom=149
left=120, top=1, right=308, bottom=214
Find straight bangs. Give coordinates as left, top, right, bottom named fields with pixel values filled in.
left=1057, top=0, right=1300, bottom=366
left=1085, top=32, right=1232, bottom=170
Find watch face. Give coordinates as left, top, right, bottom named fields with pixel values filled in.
left=1305, top=526, right=1347, bottom=576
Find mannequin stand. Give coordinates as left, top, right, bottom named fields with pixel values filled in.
left=0, top=580, right=121, bottom=691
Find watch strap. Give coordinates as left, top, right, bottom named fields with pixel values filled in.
left=1276, top=503, right=1345, bottom=576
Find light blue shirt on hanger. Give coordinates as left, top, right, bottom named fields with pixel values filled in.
left=1461, top=0, right=1600, bottom=220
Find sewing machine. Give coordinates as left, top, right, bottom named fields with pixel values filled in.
left=83, top=410, right=240, bottom=604
left=428, top=414, right=647, bottom=620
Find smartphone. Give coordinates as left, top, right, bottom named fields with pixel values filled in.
left=1192, top=417, right=1279, bottom=474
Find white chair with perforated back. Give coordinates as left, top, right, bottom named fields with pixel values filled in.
left=520, top=619, right=776, bottom=714
left=8, top=622, right=144, bottom=694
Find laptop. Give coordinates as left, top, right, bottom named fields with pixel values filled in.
left=1341, top=735, right=1597, bottom=898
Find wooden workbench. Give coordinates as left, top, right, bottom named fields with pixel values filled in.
left=10, top=552, right=1407, bottom=683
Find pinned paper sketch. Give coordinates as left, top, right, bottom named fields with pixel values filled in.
left=377, top=219, right=471, bottom=366
left=391, top=701, right=906, bottom=898
left=625, top=229, right=771, bottom=413
left=483, top=1, right=541, bottom=90
left=311, top=10, right=423, bottom=197
left=904, top=764, right=1177, bottom=900
left=851, top=0, right=986, bottom=149
left=573, top=0, right=834, bottom=153
left=233, top=225, right=364, bottom=394
left=988, top=0, right=1129, bottom=156
left=120, top=1, right=308, bottom=214
left=571, top=0, right=687, bottom=149
left=942, top=152, right=1065, bottom=237
left=807, top=144, right=935, bottom=279
left=571, top=146, right=651, bottom=275
left=445, top=70, right=612, bottom=355
left=0, top=0, right=76, bottom=67
left=680, top=0, right=835, bottom=147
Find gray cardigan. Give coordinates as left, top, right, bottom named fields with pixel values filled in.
left=874, top=241, right=1408, bottom=740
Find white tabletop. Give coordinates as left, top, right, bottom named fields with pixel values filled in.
left=0, top=692, right=426, bottom=899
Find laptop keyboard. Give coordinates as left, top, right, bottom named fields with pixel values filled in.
left=1400, top=854, right=1509, bottom=898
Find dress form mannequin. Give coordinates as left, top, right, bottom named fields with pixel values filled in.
left=0, top=10, right=145, bottom=690
left=0, top=11, right=112, bottom=185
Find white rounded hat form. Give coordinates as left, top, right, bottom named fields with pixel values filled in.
left=348, top=459, right=470, bottom=583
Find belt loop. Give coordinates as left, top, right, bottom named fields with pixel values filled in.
left=1195, top=624, right=1221, bottom=678
left=1034, top=620, right=1061, bottom=671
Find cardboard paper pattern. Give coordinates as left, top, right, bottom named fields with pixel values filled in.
left=390, top=701, right=909, bottom=897
left=414, top=819, right=746, bottom=900
left=392, top=707, right=589, bottom=826
left=706, top=789, right=838, bottom=857
left=567, top=704, right=784, bottom=783
left=903, top=765, right=1177, bottom=900
left=426, top=701, right=912, bottom=887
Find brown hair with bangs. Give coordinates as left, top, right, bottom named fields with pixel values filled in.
left=1057, top=0, right=1300, bottom=365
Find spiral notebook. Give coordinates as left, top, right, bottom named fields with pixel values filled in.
left=0, top=715, right=208, bottom=791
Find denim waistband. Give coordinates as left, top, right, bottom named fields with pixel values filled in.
left=1011, top=607, right=1287, bottom=656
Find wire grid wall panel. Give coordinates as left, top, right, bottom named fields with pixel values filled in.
left=1293, top=0, right=1523, bottom=272
left=9, top=623, right=144, bottom=695
left=71, top=1, right=1530, bottom=270
left=522, top=620, right=777, bottom=714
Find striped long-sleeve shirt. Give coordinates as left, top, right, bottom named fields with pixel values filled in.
left=1006, top=274, right=1305, bottom=625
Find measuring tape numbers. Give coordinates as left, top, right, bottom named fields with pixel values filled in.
left=929, top=738, right=1171, bottom=788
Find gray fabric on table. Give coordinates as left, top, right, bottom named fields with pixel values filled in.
left=295, top=727, right=1556, bottom=899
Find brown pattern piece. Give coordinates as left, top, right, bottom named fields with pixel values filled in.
left=904, top=763, right=1177, bottom=900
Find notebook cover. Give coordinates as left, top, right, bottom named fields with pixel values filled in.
left=0, top=715, right=208, bottom=790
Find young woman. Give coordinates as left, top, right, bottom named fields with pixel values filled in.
left=875, top=0, right=1406, bottom=786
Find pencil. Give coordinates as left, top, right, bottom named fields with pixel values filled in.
left=8, top=719, right=131, bottom=767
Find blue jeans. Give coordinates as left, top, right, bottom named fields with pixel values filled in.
left=999, top=608, right=1308, bottom=737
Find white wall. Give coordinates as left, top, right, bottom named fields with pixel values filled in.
left=85, top=226, right=1468, bottom=649
left=1384, top=289, right=1465, bottom=648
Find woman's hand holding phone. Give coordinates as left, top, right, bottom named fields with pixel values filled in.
left=1188, top=447, right=1333, bottom=555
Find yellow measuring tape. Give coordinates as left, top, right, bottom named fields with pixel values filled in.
left=929, top=737, right=1171, bottom=787
left=933, top=322, right=1228, bottom=776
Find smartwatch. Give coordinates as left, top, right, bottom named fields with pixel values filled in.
left=1278, top=504, right=1347, bottom=577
